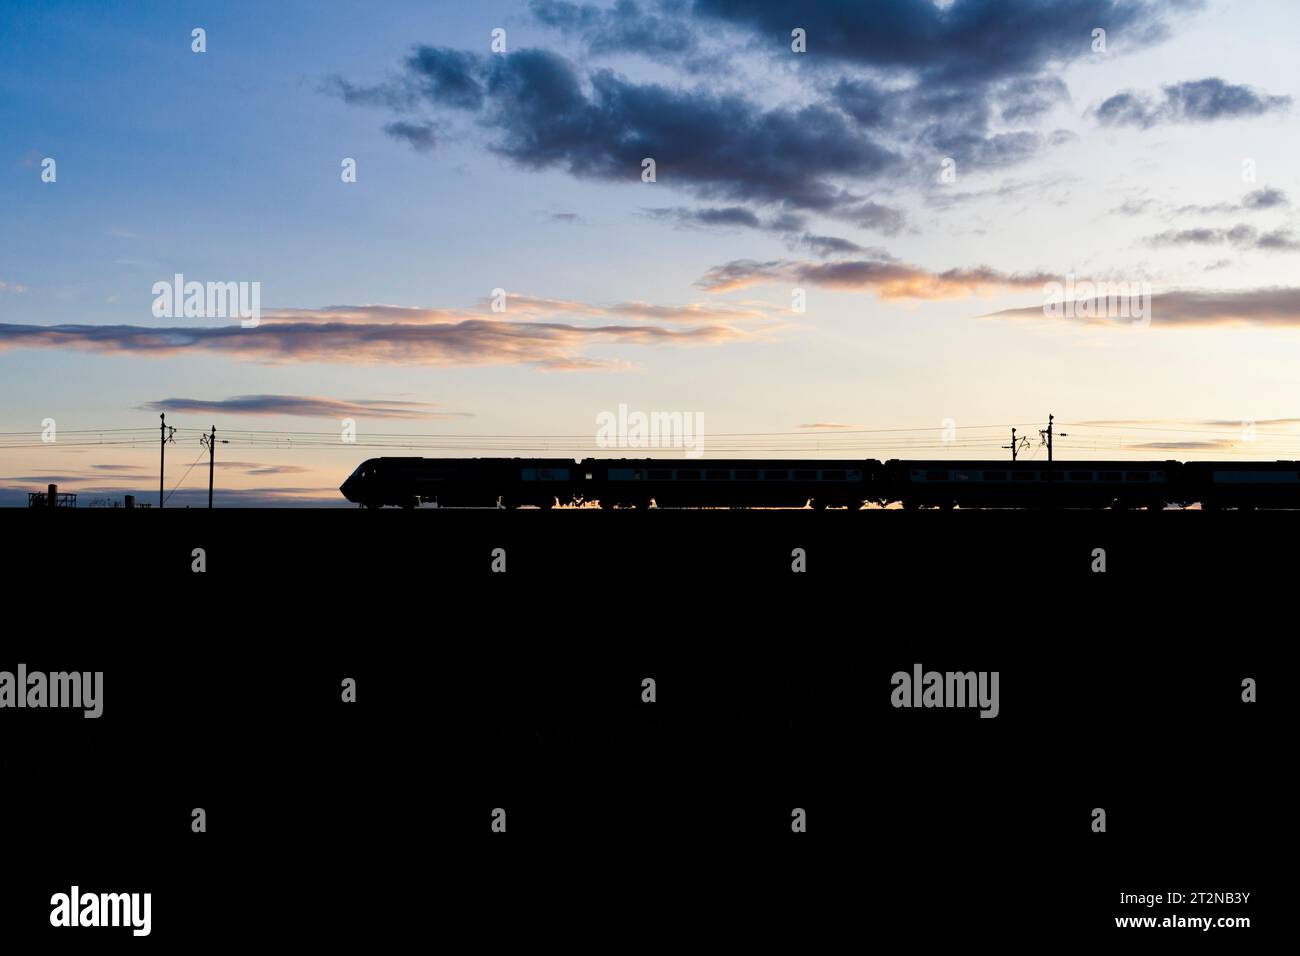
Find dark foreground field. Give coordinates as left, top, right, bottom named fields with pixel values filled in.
left=0, top=509, right=1281, bottom=947
left=4, top=505, right=1299, bottom=583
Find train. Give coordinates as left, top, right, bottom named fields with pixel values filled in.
left=339, top=457, right=1300, bottom=509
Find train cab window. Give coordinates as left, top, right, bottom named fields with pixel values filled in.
left=764, top=470, right=789, bottom=480
left=925, top=470, right=949, bottom=481
left=1126, top=472, right=1150, bottom=481
left=1099, top=471, right=1121, bottom=481
left=735, top=469, right=759, bottom=480
left=706, top=469, right=730, bottom=480
left=823, top=469, right=847, bottom=481
left=793, top=470, right=817, bottom=480
left=983, top=471, right=1006, bottom=481
left=647, top=469, right=671, bottom=480
left=1012, top=471, right=1036, bottom=481
left=1068, top=471, right=1093, bottom=481
left=678, top=470, right=700, bottom=480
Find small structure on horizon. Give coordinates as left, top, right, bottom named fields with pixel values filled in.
left=27, top=483, right=77, bottom=509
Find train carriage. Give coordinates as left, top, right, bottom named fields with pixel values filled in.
left=884, top=459, right=1179, bottom=510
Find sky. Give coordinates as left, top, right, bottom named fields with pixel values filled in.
left=3, top=0, right=1300, bottom=505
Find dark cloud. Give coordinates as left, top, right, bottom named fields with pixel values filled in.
left=1243, top=187, right=1289, bottom=210
left=403, top=46, right=486, bottom=110
left=998, top=76, right=1070, bottom=123
left=1145, top=224, right=1300, bottom=251
left=530, top=0, right=699, bottom=63
left=797, top=234, right=876, bottom=258
left=138, top=395, right=467, bottom=420
left=985, top=287, right=1300, bottom=327
left=697, top=256, right=1054, bottom=298
left=383, top=121, right=436, bottom=152
left=330, top=3, right=1189, bottom=224
left=646, top=205, right=764, bottom=229
left=1171, top=186, right=1290, bottom=216
left=1094, top=77, right=1291, bottom=128
left=334, top=45, right=909, bottom=224
left=692, top=0, right=1172, bottom=85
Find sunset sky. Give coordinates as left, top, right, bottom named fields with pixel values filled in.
left=3, top=0, right=1300, bottom=505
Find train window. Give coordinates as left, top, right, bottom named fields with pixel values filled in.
left=823, top=469, right=847, bottom=481
left=1126, top=472, right=1150, bottom=481
left=677, top=470, right=700, bottom=480
left=706, top=469, right=730, bottom=480
left=1068, top=471, right=1093, bottom=481
left=954, top=470, right=977, bottom=481
left=1099, top=471, right=1121, bottom=481
left=735, top=469, right=759, bottom=480
left=793, top=470, right=817, bottom=480
left=1012, top=471, right=1036, bottom=481
left=764, top=470, right=789, bottom=480
left=925, top=470, right=948, bottom=481
left=983, top=471, right=1006, bottom=481
left=647, top=469, right=671, bottom=480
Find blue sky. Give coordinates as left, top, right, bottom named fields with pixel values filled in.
left=4, top=0, right=1300, bottom=504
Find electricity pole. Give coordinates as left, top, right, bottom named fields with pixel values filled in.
left=159, top=413, right=176, bottom=508
left=200, top=426, right=227, bottom=508
left=1003, top=427, right=1019, bottom=461
left=1039, top=414, right=1068, bottom=463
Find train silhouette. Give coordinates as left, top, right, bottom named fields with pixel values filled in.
left=340, top=457, right=1300, bottom=509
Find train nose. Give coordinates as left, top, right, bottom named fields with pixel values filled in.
left=340, top=477, right=357, bottom=501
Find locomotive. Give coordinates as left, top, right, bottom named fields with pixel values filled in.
left=339, top=457, right=1300, bottom=509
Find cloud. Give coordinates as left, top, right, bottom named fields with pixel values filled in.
left=984, top=287, right=1300, bottom=327
left=333, top=46, right=910, bottom=225
left=692, top=0, right=1174, bottom=84
left=332, top=1, right=1188, bottom=222
left=383, top=121, right=436, bottom=152
left=1144, top=224, right=1300, bottom=251
left=697, top=256, right=1054, bottom=299
left=646, top=205, right=765, bottom=230
left=800, top=422, right=856, bottom=430
left=1129, top=440, right=1234, bottom=450
left=1243, top=187, right=1289, bottom=210
left=529, top=0, right=701, bottom=65
left=0, top=297, right=753, bottom=370
left=795, top=234, right=888, bottom=259
left=1170, top=186, right=1290, bottom=216
left=138, top=395, right=469, bottom=420
left=1094, top=77, right=1291, bottom=128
